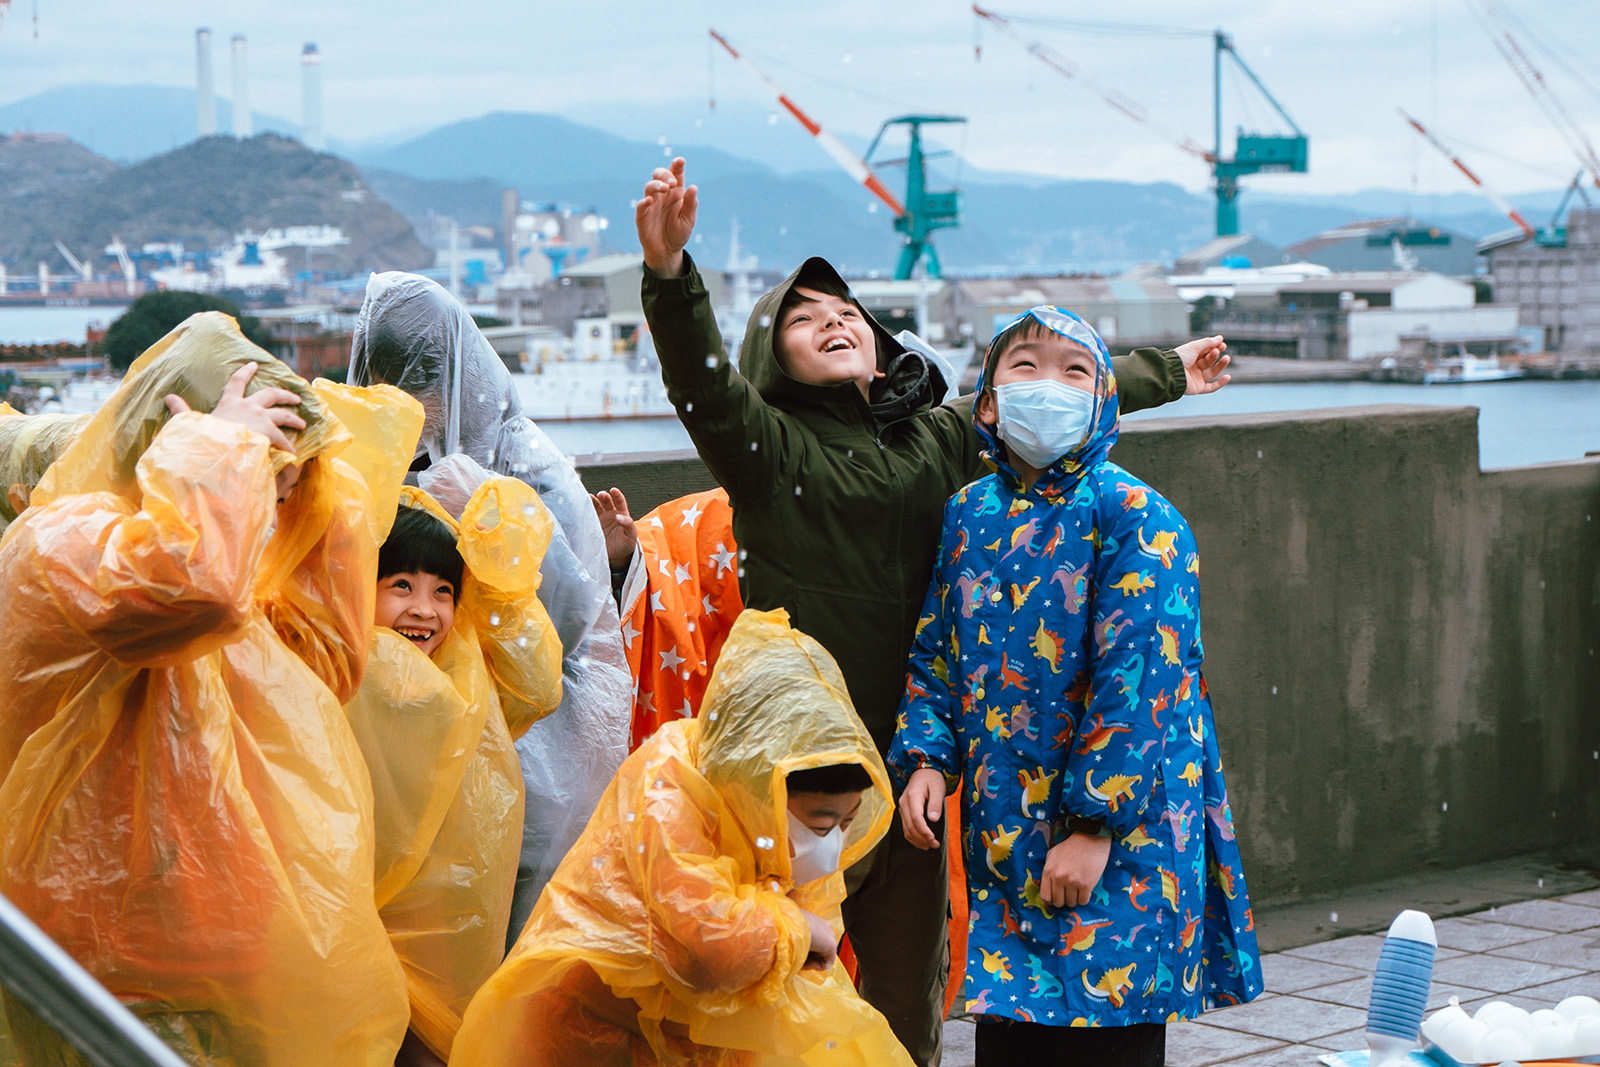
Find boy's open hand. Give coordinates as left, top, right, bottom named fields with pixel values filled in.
left=799, top=908, right=837, bottom=971
left=591, top=487, right=638, bottom=572
left=1176, top=335, right=1231, bottom=395
left=898, top=768, right=946, bottom=850
left=164, top=361, right=305, bottom=453
left=1040, top=831, right=1112, bottom=909
left=636, top=157, right=698, bottom=278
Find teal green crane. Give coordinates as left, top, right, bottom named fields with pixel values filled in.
left=1212, top=31, right=1307, bottom=236
left=973, top=7, right=1309, bottom=237
left=864, top=115, right=967, bottom=279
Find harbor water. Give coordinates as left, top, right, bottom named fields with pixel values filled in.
left=538, top=380, right=1600, bottom=471
left=3, top=308, right=1593, bottom=470
left=0, top=305, right=125, bottom=345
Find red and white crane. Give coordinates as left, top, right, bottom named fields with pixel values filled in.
left=707, top=29, right=905, bottom=217
left=971, top=4, right=1214, bottom=163
left=1399, top=108, right=1536, bottom=237
left=1465, top=0, right=1600, bottom=189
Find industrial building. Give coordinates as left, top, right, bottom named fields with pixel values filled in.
left=1173, top=234, right=1290, bottom=275
left=848, top=279, right=961, bottom=347
left=1481, top=206, right=1600, bottom=355
left=1286, top=218, right=1479, bottom=277
left=953, top=271, right=1193, bottom=351
left=1199, top=270, right=1519, bottom=361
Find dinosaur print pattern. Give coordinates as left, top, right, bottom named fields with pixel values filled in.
left=886, top=305, right=1261, bottom=1029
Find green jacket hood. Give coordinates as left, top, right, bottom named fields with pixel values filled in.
left=739, top=257, right=909, bottom=413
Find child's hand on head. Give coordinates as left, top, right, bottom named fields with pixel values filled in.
left=1176, top=335, right=1231, bottom=395
left=590, top=488, right=638, bottom=572
left=164, top=361, right=306, bottom=454
left=635, top=157, right=698, bottom=278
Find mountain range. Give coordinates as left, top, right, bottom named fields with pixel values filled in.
left=0, top=83, right=1578, bottom=276
left=0, top=132, right=429, bottom=275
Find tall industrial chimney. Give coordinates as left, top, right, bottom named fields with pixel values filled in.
left=231, top=34, right=251, bottom=138
left=196, top=28, right=216, bottom=137
left=300, top=43, right=324, bottom=150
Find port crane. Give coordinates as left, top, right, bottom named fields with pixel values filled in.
left=708, top=28, right=964, bottom=278
left=971, top=5, right=1308, bottom=237
left=1399, top=109, right=1536, bottom=239
left=1464, top=0, right=1600, bottom=191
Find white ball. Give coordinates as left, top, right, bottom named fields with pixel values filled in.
left=1530, top=1008, right=1566, bottom=1029
left=1477, top=1026, right=1527, bottom=1062
left=1473, top=1000, right=1518, bottom=1026
left=1557, top=994, right=1600, bottom=1021
left=1437, top=1015, right=1488, bottom=1061
left=1489, top=1005, right=1532, bottom=1035
left=1527, top=1018, right=1575, bottom=1058
left=1573, top=1014, right=1600, bottom=1055
left=1422, top=1002, right=1470, bottom=1044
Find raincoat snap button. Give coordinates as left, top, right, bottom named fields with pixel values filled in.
left=990, top=590, right=1003, bottom=603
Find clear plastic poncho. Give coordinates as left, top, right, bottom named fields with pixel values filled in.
left=349, top=273, right=633, bottom=931
left=0, top=312, right=410, bottom=1066
left=330, top=421, right=566, bottom=1063
left=452, top=608, right=913, bottom=1067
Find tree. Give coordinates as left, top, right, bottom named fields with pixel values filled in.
left=103, top=291, right=275, bottom=372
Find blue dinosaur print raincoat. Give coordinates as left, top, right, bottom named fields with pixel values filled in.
left=887, top=307, right=1262, bottom=1028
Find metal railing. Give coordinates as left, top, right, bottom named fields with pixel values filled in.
left=0, top=892, right=188, bottom=1067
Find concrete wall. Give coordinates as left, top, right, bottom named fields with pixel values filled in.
left=575, top=405, right=1600, bottom=905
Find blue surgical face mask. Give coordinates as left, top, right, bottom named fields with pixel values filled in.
left=993, top=379, right=1096, bottom=470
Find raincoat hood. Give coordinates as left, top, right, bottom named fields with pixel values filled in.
left=27, top=312, right=353, bottom=597
left=695, top=608, right=892, bottom=883
left=349, top=271, right=517, bottom=465
left=37, top=312, right=345, bottom=501
left=973, top=305, right=1120, bottom=494
left=740, top=257, right=946, bottom=425
left=0, top=407, right=89, bottom=533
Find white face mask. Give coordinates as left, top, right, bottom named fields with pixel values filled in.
left=786, top=809, right=845, bottom=884
left=994, top=379, right=1097, bottom=470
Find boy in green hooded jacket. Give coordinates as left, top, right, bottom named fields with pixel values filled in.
left=635, top=157, right=1228, bottom=1066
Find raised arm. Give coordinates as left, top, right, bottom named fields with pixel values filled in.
left=457, top=476, right=565, bottom=738
left=7, top=411, right=276, bottom=665
left=638, top=158, right=791, bottom=505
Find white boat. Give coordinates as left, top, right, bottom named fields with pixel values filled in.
left=1422, top=351, right=1524, bottom=384
left=511, top=360, right=674, bottom=421
left=510, top=315, right=675, bottom=421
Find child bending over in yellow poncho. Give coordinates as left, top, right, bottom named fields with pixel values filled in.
left=452, top=608, right=916, bottom=1067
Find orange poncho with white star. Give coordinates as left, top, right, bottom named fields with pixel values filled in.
left=618, top=488, right=741, bottom=749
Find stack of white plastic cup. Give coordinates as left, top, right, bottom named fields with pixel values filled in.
left=1364, top=910, right=1438, bottom=1067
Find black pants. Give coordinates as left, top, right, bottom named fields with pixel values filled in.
left=975, top=1020, right=1166, bottom=1067
left=841, top=808, right=949, bottom=1067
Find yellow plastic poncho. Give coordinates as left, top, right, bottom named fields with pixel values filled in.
left=0, top=404, right=89, bottom=535
left=338, top=474, right=565, bottom=1062
left=453, top=608, right=915, bottom=1067
left=0, top=312, right=411, bottom=1067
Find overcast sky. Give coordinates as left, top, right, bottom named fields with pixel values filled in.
left=1, top=0, right=1595, bottom=196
